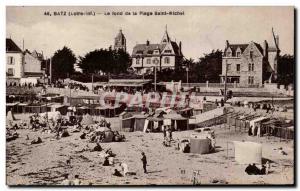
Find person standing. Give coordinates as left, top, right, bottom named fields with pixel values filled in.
left=141, top=152, right=147, bottom=174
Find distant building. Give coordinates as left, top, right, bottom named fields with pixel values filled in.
left=114, top=29, right=126, bottom=52
left=6, top=38, right=24, bottom=79
left=24, top=49, right=45, bottom=78
left=131, top=27, right=183, bottom=74
left=220, top=29, right=280, bottom=87
left=6, top=38, right=46, bottom=85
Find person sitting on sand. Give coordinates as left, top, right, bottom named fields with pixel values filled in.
left=260, top=165, right=266, bottom=175
left=245, top=163, right=260, bottom=175
left=61, top=129, right=70, bottom=138
left=120, top=162, right=129, bottom=176
left=105, top=148, right=116, bottom=157
left=80, top=132, right=86, bottom=139
left=103, top=157, right=110, bottom=166
left=92, top=143, right=102, bottom=152
left=31, top=137, right=42, bottom=144
left=112, top=169, right=123, bottom=177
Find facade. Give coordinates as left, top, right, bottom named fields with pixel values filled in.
left=131, top=27, right=183, bottom=74
left=24, top=50, right=45, bottom=78
left=114, top=29, right=126, bottom=52
left=6, top=38, right=24, bottom=79
left=220, top=30, right=280, bottom=87
left=6, top=38, right=46, bottom=85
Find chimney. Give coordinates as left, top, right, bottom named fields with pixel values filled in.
left=146, top=40, right=150, bottom=46
left=225, top=40, right=229, bottom=48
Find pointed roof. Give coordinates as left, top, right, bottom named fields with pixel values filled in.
left=115, top=29, right=125, bottom=40
left=6, top=38, right=22, bottom=53
left=161, top=25, right=171, bottom=44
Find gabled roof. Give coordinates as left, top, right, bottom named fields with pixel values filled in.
left=225, top=44, right=248, bottom=55
left=132, top=41, right=181, bottom=56
left=132, top=43, right=166, bottom=56
left=253, top=42, right=264, bottom=55
left=6, top=38, right=22, bottom=53
left=170, top=41, right=180, bottom=55
left=225, top=42, right=264, bottom=56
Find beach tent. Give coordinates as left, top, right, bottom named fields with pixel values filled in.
left=121, top=116, right=135, bottom=132
left=81, top=113, right=94, bottom=126
left=190, top=138, right=210, bottom=154
left=163, top=113, right=188, bottom=131
left=133, top=114, right=148, bottom=131
left=120, top=112, right=134, bottom=132
left=249, top=116, right=269, bottom=135
left=144, top=117, right=164, bottom=132
left=233, top=141, right=262, bottom=164
left=49, top=104, right=68, bottom=115
left=6, top=103, right=19, bottom=114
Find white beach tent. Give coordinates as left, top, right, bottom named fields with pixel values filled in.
left=249, top=116, right=269, bottom=135
left=233, top=141, right=262, bottom=164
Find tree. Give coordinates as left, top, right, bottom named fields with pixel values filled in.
left=277, top=54, right=294, bottom=85
left=191, top=49, right=223, bottom=83
left=78, top=48, right=131, bottom=75
left=51, top=46, right=76, bottom=79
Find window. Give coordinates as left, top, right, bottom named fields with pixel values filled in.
left=236, top=64, right=240, bottom=72
left=226, top=64, right=231, bottom=71
left=250, top=51, right=253, bottom=60
left=164, top=50, right=172, bottom=53
left=7, top=56, right=14, bottom=65
left=136, top=58, right=140, bottom=65
left=153, top=58, right=159, bottom=65
left=164, top=57, right=170, bottom=64
left=248, top=63, right=254, bottom=71
left=248, top=76, right=254, bottom=84
left=147, top=58, right=151, bottom=64
left=226, top=51, right=231, bottom=57
left=237, top=52, right=241, bottom=57
left=7, top=68, right=14, bottom=76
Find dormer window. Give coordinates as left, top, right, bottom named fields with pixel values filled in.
left=237, top=52, right=241, bottom=57
left=136, top=58, right=140, bottom=65
left=226, top=49, right=232, bottom=57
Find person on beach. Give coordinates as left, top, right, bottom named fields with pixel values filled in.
left=120, top=162, right=129, bottom=176
left=112, top=169, right=123, bottom=177
left=103, top=157, right=110, bottom=166
left=141, top=152, right=147, bottom=174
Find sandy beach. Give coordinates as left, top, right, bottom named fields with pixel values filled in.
left=6, top=115, right=294, bottom=186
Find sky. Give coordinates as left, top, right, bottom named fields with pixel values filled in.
left=6, top=6, right=294, bottom=60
